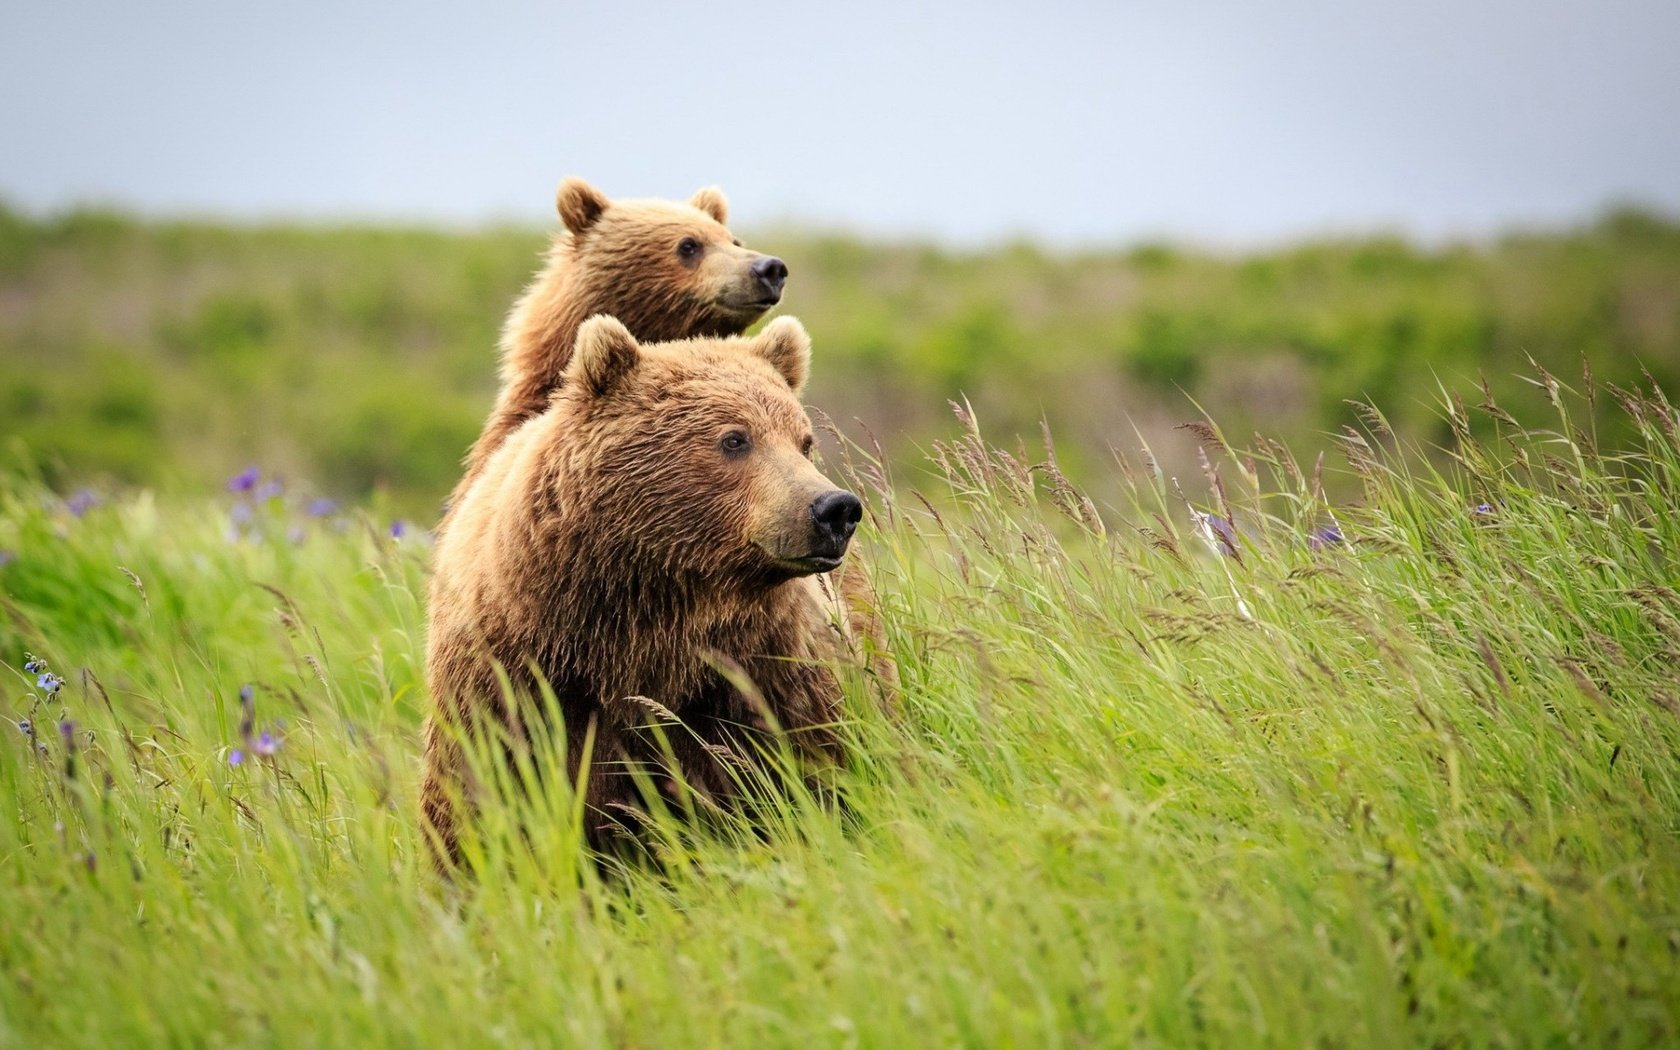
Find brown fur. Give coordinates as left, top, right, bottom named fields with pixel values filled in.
left=449, top=178, right=783, bottom=517
left=422, top=316, right=880, bottom=864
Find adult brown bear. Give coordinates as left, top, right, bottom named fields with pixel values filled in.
left=422, top=316, right=878, bottom=863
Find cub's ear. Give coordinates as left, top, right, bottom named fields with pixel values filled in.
left=567, top=315, right=640, bottom=396
left=752, top=316, right=811, bottom=395
left=689, top=186, right=729, bottom=225
left=557, top=177, right=609, bottom=234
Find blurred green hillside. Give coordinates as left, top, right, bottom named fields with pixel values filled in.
left=2, top=203, right=1677, bottom=517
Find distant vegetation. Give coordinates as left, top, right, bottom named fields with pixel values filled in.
left=2, top=203, right=1677, bottom=516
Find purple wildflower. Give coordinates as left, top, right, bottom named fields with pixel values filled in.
left=307, top=498, right=339, bottom=518
left=1472, top=502, right=1495, bottom=516
left=389, top=520, right=408, bottom=540
left=66, top=489, right=98, bottom=518
left=227, top=467, right=260, bottom=494
left=37, top=672, right=63, bottom=696
left=230, top=501, right=254, bottom=527
left=1191, top=511, right=1240, bottom=558
left=0, top=550, right=15, bottom=568
left=228, top=683, right=279, bottom=764
left=17, top=719, right=31, bottom=736
left=1308, top=525, right=1344, bottom=551
left=58, top=720, right=76, bottom=747
left=255, top=480, right=284, bottom=501
left=24, top=658, right=42, bottom=674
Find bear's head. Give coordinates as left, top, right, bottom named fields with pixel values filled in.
left=558, top=315, right=862, bottom=587
left=556, top=178, right=788, bottom=339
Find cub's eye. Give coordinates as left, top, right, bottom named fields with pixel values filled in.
left=677, top=237, right=702, bottom=260
left=800, top=435, right=815, bottom=458
left=719, top=430, right=752, bottom=456
left=731, top=238, right=742, bottom=248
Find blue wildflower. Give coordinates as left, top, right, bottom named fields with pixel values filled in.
left=227, top=467, right=260, bottom=494
left=228, top=683, right=279, bottom=764
left=389, top=520, right=408, bottom=540
left=0, top=550, right=15, bottom=568
left=1191, top=511, right=1240, bottom=558
left=307, top=498, right=338, bottom=518
left=1472, top=502, right=1495, bottom=516
left=58, top=720, right=76, bottom=746
left=1309, top=525, right=1344, bottom=551
left=66, top=489, right=99, bottom=518
left=255, top=480, right=284, bottom=501
left=37, top=672, right=63, bottom=696
left=17, top=719, right=31, bottom=736
left=24, top=658, right=42, bottom=674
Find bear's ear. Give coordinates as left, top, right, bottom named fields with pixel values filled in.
left=689, top=186, right=729, bottom=225
left=557, top=177, right=609, bottom=234
left=568, top=315, right=640, bottom=396
left=752, top=316, right=811, bottom=395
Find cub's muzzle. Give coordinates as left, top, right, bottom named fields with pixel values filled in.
left=751, top=255, right=789, bottom=301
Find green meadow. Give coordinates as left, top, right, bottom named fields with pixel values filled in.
left=2, top=207, right=1679, bottom=1045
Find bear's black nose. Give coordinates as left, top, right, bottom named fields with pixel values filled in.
left=810, top=490, right=863, bottom=554
left=752, top=255, right=789, bottom=299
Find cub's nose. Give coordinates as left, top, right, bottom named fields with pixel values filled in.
left=751, top=255, right=789, bottom=299
left=810, top=490, right=863, bottom=553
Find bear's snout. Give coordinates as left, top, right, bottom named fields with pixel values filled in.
left=810, top=490, right=863, bottom=558
left=751, top=255, right=789, bottom=300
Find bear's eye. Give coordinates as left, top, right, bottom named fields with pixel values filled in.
left=719, top=429, right=752, bottom=457
left=731, top=238, right=742, bottom=248
left=800, top=435, right=815, bottom=459
left=677, top=237, right=702, bottom=261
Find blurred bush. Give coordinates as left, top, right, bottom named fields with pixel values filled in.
left=1, top=201, right=1676, bottom=516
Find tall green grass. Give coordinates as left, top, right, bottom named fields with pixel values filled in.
left=2, top=375, right=1678, bottom=1046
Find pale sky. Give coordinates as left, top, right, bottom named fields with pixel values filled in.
left=4, top=0, right=1678, bottom=245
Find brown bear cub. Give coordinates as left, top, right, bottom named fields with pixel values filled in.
left=422, top=315, right=865, bottom=863
left=452, top=178, right=788, bottom=511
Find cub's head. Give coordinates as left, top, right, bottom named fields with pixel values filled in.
left=560, top=315, right=860, bottom=584
left=556, top=178, right=787, bottom=340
